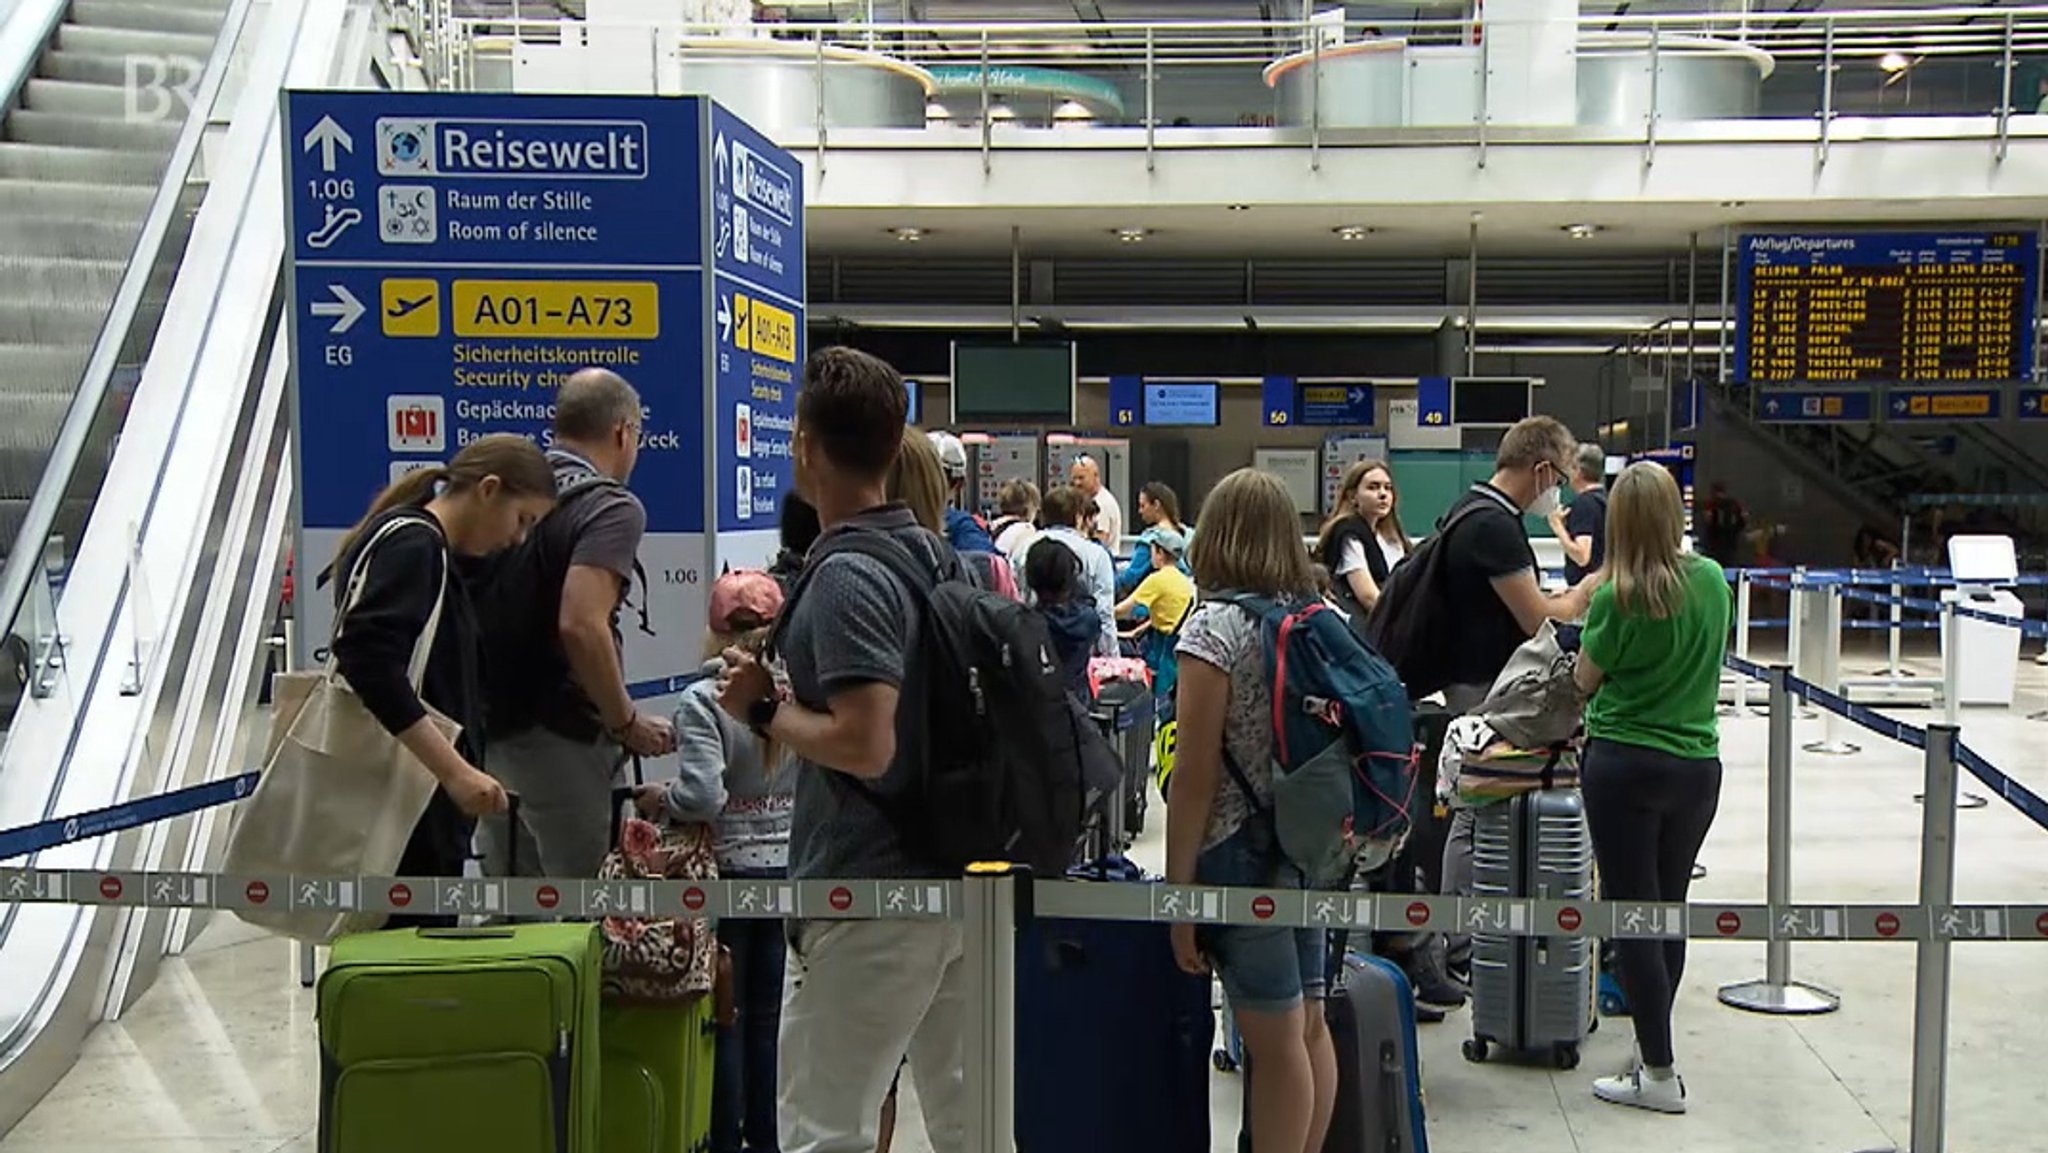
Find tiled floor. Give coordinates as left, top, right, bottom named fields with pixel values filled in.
left=2, top=647, right=2043, bottom=1152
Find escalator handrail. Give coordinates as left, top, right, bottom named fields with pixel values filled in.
left=0, top=0, right=258, bottom=645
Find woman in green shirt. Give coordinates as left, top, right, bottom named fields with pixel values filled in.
left=1572, top=461, right=1731, bottom=1116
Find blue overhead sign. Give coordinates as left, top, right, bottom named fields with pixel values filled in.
left=708, top=104, right=804, bottom=534
left=2020, top=388, right=2048, bottom=421
left=285, top=92, right=706, bottom=533
left=285, top=91, right=803, bottom=724
left=1262, top=375, right=1295, bottom=426
left=1755, top=388, right=1873, bottom=424
left=1416, top=376, right=1451, bottom=427
left=1108, top=375, right=1142, bottom=428
left=1888, top=387, right=2002, bottom=422
left=1297, top=382, right=1374, bottom=427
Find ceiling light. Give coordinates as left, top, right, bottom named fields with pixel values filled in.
left=1334, top=225, right=1372, bottom=241
left=924, top=101, right=952, bottom=120
left=1227, top=204, right=1252, bottom=212
left=1720, top=200, right=1746, bottom=209
left=1115, top=227, right=1150, bottom=243
left=889, top=227, right=926, bottom=242
left=1053, top=100, right=1094, bottom=121
left=1878, top=51, right=1911, bottom=74
left=987, top=103, right=1016, bottom=121
left=1563, top=223, right=1601, bottom=240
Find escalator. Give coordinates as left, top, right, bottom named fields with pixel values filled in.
left=0, top=0, right=229, bottom=550
left=0, top=0, right=360, bottom=1133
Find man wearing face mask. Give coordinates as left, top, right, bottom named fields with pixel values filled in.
left=1429, top=415, right=1604, bottom=993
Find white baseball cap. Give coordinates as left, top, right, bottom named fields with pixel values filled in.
left=927, top=431, right=968, bottom=478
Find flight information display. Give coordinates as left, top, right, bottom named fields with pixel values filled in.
left=1736, top=231, right=2038, bottom=386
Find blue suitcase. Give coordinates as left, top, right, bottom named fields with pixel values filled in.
left=1014, top=859, right=1212, bottom=1153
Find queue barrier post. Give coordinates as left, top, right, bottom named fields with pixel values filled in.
left=1719, top=664, right=1842, bottom=1016
left=274, top=616, right=319, bottom=991
left=1941, top=599, right=1960, bottom=729
left=962, top=863, right=1021, bottom=1153
left=1730, top=572, right=1756, bottom=716
left=1909, top=725, right=1962, bottom=1153
left=1803, top=584, right=1861, bottom=757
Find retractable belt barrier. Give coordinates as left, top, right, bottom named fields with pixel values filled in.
left=2, top=866, right=2044, bottom=945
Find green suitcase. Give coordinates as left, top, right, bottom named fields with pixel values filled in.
left=601, top=998, right=718, bottom=1153
left=318, top=923, right=604, bottom=1153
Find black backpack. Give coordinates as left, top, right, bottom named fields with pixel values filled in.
left=785, top=527, right=1086, bottom=876
left=1364, top=499, right=1496, bottom=702
left=471, top=471, right=650, bottom=740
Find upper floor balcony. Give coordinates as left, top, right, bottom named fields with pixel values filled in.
left=417, top=3, right=2048, bottom=243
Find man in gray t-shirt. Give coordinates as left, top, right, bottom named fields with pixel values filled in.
left=714, top=348, right=971, bottom=1153
left=777, top=506, right=958, bottom=882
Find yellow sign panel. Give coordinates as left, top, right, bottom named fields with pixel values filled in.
left=1300, top=386, right=1350, bottom=404
left=748, top=297, right=798, bottom=364
left=451, top=280, right=659, bottom=339
left=380, top=278, right=441, bottom=338
left=732, top=294, right=751, bottom=353
left=1928, top=393, right=1992, bottom=417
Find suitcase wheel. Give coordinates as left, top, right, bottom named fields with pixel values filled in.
left=1553, top=1044, right=1581, bottom=1071
left=1598, top=993, right=1629, bottom=1017
left=1212, top=1048, right=1240, bottom=1074
left=1461, top=1038, right=1490, bottom=1064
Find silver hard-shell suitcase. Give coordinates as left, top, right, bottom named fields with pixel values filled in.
left=1462, top=788, right=1596, bottom=1068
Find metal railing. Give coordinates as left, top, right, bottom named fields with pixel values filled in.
left=431, top=4, right=2048, bottom=160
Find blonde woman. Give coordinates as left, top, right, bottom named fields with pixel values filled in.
left=1168, top=468, right=1336, bottom=1153
left=1573, top=462, right=1730, bottom=1115
left=1313, top=460, right=1409, bottom=614
left=888, top=427, right=950, bottom=534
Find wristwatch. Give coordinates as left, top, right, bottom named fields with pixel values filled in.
left=746, top=695, right=779, bottom=735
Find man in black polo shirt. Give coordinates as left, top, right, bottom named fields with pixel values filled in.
left=1427, top=416, right=1604, bottom=992
left=1550, top=442, right=1608, bottom=587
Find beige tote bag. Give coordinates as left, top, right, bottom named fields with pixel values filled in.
left=223, top=515, right=459, bottom=943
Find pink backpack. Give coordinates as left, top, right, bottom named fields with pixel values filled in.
left=964, top=551, right=1021, bottom=602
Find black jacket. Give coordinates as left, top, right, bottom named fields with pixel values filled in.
left=329, top=508, right=486, bottom=763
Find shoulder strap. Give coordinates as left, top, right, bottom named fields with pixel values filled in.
left=769, top=529, right=939, bottom=657
left=332, top=513, right=447, bottom=690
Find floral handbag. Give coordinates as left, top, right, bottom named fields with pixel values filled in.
left=598, top=816, right=730, bottom=1014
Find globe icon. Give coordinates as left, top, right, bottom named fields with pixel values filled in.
left=389, top=130, right=422, bottom=164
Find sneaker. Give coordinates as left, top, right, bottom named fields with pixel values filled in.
left=1593, top=1066, right=1687, bottom=1114
left=1401, top=941, right=1469, bottom=1012
left=1413, top=1001, right=1447, bottom=1025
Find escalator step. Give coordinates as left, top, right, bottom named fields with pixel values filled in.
left=0, top=214, right=148, bottom=261
left=7, top=111, right=184, bottom=153
left=18, top=79, right=136, bottom=120
left=53, top=23, right=218, bottom=61
left=0, top=347, right=93, bottom=397
left=40, top=51, right=157, bottom=88
left=0, top=300, right=115, bottom=345
left=0, top=256, right=128, bottom=300
left=0, top=179, right=154, bottom=217
left=0, top=143, right=168, bottom=184
left=66, top=0, right=228, bottom=37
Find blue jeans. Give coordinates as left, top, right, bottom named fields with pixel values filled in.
left=1196, top=823, right=1326, bottom=1015
left=715, top=870, right=789, bottom=1153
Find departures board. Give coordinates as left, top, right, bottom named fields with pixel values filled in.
left=1735, top=231, right=2038, bottom=386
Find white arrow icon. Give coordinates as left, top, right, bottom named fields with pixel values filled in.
left=717, top=295, right=732, bottom=343
left=713, top=134, right=729, bottom=184
left=311, top=284, right=365, bottom=335
left=302, top=115, right=353, bottom=173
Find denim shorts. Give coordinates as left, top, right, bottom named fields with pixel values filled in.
left=1195, top=823, right=1327, bottom=1015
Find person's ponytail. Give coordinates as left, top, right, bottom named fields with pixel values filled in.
left=332, top=466, right=448, bottom=569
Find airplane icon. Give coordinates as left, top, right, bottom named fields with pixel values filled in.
left=379, top=278, right=440, bottom=337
